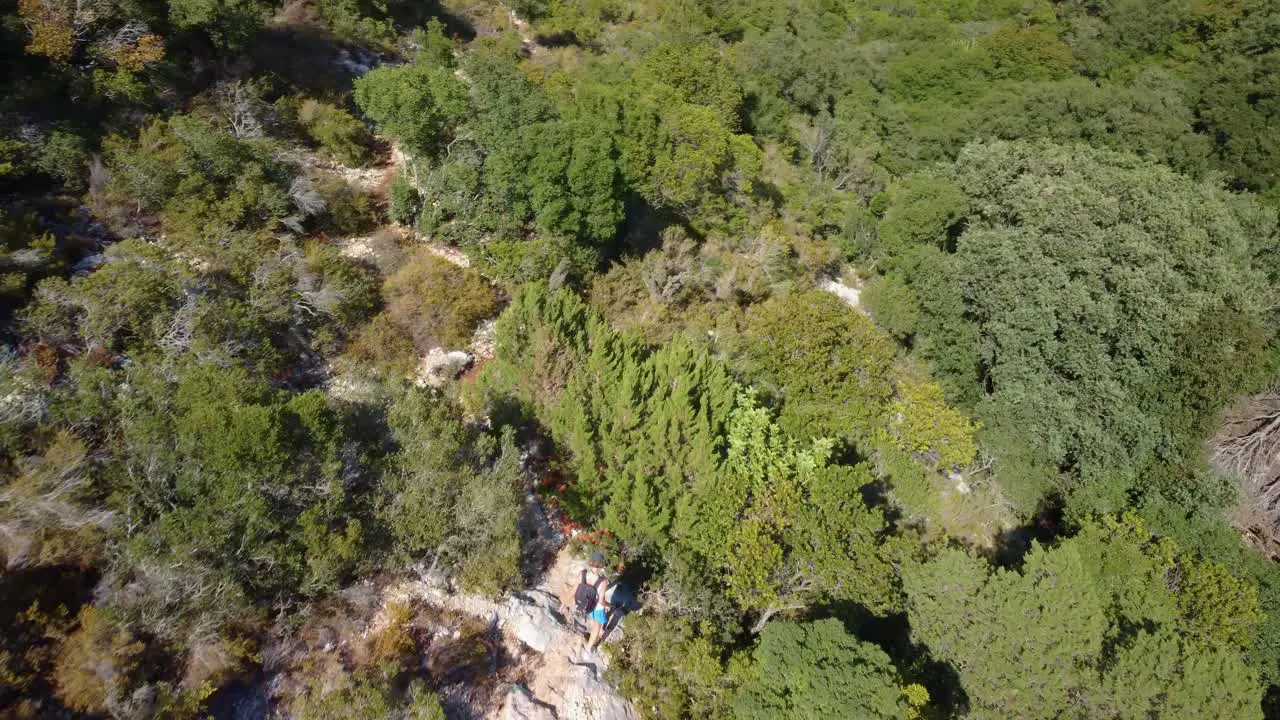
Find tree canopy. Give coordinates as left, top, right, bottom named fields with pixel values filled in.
left=5, top=0, right=1280, bottom=716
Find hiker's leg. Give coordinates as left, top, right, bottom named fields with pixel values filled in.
left=587, top=619, right=603, bottom=650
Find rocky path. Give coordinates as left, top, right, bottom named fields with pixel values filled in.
left=379, top=548, right=638, bottom=720
left=820, top=275, right=865, bottom=311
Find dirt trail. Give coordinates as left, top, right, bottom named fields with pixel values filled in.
left=504, top=3, right=543, bottom=55
left=324, top=138, right=472, bottom=270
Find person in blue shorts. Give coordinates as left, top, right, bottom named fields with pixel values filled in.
left=583, top=553, right=611, bottom=653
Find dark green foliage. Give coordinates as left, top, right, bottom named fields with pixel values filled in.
left=639, top=42, right=743, bottom=130
left=905, top=515, right=1263, bottom=719
left=23, top=239, right=184, bottom=350
left=979, top=24, right=1073, bottom=81
left=734, top=618, right=921, bottom=720
left=388, top=173, right=422, bottom=226
left=861, top=274, right=919, bottom=340
left=168, top=0, right=272, bottom=47
left=528, top=119, right=626, bottom=243
left=102, top=115, right=293, bottom=271
left=381, top=390, right=524, bottom=595
left=676, top=396, right=905, bottom=620
left=484, top=285, right=902, bottom=623
left=1192, top=0, right=1280, bottom=193
left=875, top=174, right=967, bottom=256
left=484, top=283, right=736, bottom=550
left=355, top=59, right=470, bottom=159
left=35, top=131, right=89, bottom=192
left=879, top=140, right=1275, bottom=514
left=102, top=363, right=367, bottom=598
left=735, top=290, right=897, bottom=440
left=6, top=0, right=1280, bottom=715
left=1140, top=497, right=1280, bottom=685
left=607, top=614, right=733, bottom=720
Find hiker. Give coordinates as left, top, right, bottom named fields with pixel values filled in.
left=570, top=552, right=611, bottom=653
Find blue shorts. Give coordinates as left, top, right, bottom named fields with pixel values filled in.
left=589, top=608, right=608, bottom=625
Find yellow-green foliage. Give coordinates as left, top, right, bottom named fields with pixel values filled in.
left=344, top=312, right=419, bottom=375
left=383, top=250, right=501, bottom=351
left=0, top=431, right=107, bottom=569
left=732, top=288, right=978, bottom=473
left=53, top=607, right=144, bottom=714
left=737, top=290, right=897, bottom=440
left=886, top=378, right=978, bottom=471
left=296, top=99, right=373, bottom=167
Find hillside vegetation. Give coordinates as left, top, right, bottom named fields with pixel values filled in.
left=2, top=0, right=1280, bottom=717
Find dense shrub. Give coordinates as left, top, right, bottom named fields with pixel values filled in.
left=382, top=250, right=500, bottom=350
left=736, top=290, right=897, bottom=440
left=297, top=100, right=374, bottom=167
left=315, top=178, right=380, bottom=236
left=877, top=140, right=1275, bottom=514
left=734, top=619, right=925, bottom=720
left=387, top=173, right=422, bottom=226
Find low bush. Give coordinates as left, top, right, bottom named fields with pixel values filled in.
left=344, top=312, right=418, bottom=375
left=315, top=178, right=380, bottom=236
left=388, top=173, right=422, bottom=226
left=297, top=99, right=374, bottom=167
left=383, top=250, right=500, bottom=350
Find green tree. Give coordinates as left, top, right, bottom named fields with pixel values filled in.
left=608, top=614, right=733, bottom=720
left=296, top=100, right=374, bottom=167
left=647, top=103, right=761, bottom=224
left=102, top=116, right=293, bottom=270
left=886, top=377, right=977, bottom=471
left=1192, top=1, right=1280, bottom=194
left=485, top=286, right=902, bottom=623
left=381, top=389, right=523, bottom=594
left=904, top=516, right=1264, bottom=719
left=354, top=60, right=469, bottom=158
left=736, top=289, right=897, bottom=440
left=168, top=0, right=271, bottom=47
left=875, top=173, right=967, bottom=256
left=677, top=395, right=903, bottom=626
left=639, top=42, right=744, bottom=130
left=734, top=618, right=923, bottom=720
left=884, top=140, right=1275, bottom=514
left=23, top=239, right=184, bottom=351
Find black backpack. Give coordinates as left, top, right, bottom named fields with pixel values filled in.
left=573, top=569, right=600, bottom=614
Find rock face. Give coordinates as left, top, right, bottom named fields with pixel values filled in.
left=820, top=276, right=864, bottom=310
left=501, top=683, right=558, bottom=720
left=415, top=348, right=474, bottom=388
left=503, top=591, right=571, bottom=654
left=383, top=546, right=639, bottom=720
left=471, top=319, right=498, bottom=360
left=545, top=662, right=635, bottom=720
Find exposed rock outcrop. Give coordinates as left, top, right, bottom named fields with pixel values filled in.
left=501, top=683, right=558, bottom=720
left=820, top=276, right=864, bottom=310
left=380, top=547, right=638, bottom=720
left=415, top=348, right=474, bottom=388
left=471, top=319, right=498, bottom=360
